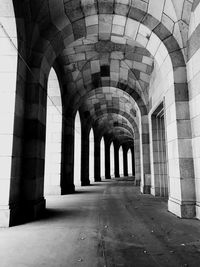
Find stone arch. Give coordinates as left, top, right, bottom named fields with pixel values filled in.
left=27, top=4, right=186, bottom=93
left=64, top=78, right=148, bottom=117
left=30, top=0, right=183, bottom=71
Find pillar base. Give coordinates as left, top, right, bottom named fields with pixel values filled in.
left=105, top=175, right=111, bottom=179
left=168, top=197, right=196, bottom=218
left=94, top=176, right=101, bottom=182
left=0, top=205, right=14, bottom=227
left=44, top=185, right=61, bottom=196
left=151, top=186, right=168, bottom=197
left=135, top=180, right=140, bottom=186
left=141, top=185, right=151, bottom=194
left=81, top=180, right=90, bottom=186
left=22, top=198, right=46, bottom=222
left=61, top=184, right=75, bottom=194
left=151, top=187, right=156, bottom=196
left=195, top=203, right=200, bottom=220
left=0, top=198, right=46, bottom=227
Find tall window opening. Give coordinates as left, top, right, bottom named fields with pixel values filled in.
left=74, top=111, right=81, bottom=187
left=89, top=128, right=95, bottom=182
left=110, top=142, right=115, bottom=178
left=151, top=103, right=168, bottom=197
left=100, top=137, right=105, bottom=179
left=119, top=146, right=123, bottom=177
left=44, top=68, right=62, bottom=195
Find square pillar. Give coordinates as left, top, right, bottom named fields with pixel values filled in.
left=105, top=138, right=111, bottom=179
left=81, top=128, right=90, bottom=186
left=166, top=79, right=196, bottom=218
left=61, top=116, right=75, bottom=194
left=94, top=136, right=101, bottom=182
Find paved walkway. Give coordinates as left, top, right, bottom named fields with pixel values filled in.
left=1, top=178, right=200, bottom=267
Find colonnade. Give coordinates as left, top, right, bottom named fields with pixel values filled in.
left=44, top=106, right=135, bottom=195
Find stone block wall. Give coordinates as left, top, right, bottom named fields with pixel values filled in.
left=188, top=0, right=200, bottom=219
left=0, top=0, right=27, bottom=226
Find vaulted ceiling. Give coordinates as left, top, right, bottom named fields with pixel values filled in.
left=17, top=0, right=190, bottom=146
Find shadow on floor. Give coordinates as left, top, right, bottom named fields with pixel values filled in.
left=40, top=208, right=81, bottom=221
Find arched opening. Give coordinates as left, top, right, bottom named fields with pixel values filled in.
left=44, top=68, right=62, bottom=195
left=100, top=137, right=105, bottom=179
left=151, top=103, right=168, bottom=197
left=89, top=128, right=94, bottom=182
left=110, top=142, right=115, bottom=178
left=128, top=149, right=133, bottom=176
left=119, top=146, right=123, bottom=177
left=74, top=111, right=81, bottom=187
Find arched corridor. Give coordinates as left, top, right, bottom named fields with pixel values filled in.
left=1, top=0, right=200, bottom=265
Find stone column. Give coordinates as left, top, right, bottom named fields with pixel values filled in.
left=94, top=136, right=101, bottom=182
left=131, top=147, right=135, bottom=177
left=114, top=142, right=120, bottom=178
left=21, top=80, right=47, bottom=224
left=140, top=116, right=151, bottom=194
left=61, top=116, right=75, bottom=194
left=123, top=146, right=128, bottom=177
left=81, top=127, right=90, bottom=186
left=0, top=3, right=25, bottom=226
left=165, top=79, right=196, bottom=218
left=105, top=138, right=111, bottom=179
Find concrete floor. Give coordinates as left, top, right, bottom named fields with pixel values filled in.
left=1, top=178, right=200, bottom=267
